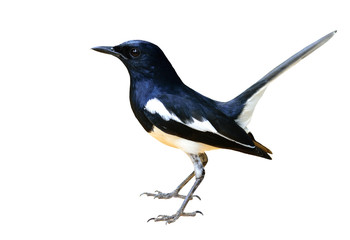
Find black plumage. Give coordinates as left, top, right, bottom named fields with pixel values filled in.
left=92, top=31, right=336, bottom=223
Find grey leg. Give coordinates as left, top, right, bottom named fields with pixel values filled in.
left=141, top=153, right=208, bottom=200
left=148, top=153, right=206, bottom=224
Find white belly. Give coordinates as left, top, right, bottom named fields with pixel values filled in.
left=149, top=126, right=218, bottom=154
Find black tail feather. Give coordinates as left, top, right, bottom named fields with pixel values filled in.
left=225, top=31, right=336, bottom=119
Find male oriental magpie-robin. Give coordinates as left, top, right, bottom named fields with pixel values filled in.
left=92, top=31, right=336, bottom=224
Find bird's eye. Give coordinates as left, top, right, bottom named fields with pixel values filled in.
left=129, top=48, right=141, bottom=58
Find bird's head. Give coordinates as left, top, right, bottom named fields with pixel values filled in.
left=92, top=40, right=178, bottom=82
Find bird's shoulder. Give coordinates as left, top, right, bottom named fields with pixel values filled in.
left=143, top=87, right=216, bottom=122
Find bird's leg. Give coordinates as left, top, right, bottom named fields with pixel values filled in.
left=141, top=153, right=208, bottom=200
left=148, top=153, right=206, bottom=224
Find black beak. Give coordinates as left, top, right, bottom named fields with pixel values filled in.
left=92, top=46, right=126, bottom=59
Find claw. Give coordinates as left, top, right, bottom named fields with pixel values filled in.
left=193, top=195, right=201, bottom=201
left=195, top=210, right=203, bottom=216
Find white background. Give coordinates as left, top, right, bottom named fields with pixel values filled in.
left=1, top=0, right=349, bottom=239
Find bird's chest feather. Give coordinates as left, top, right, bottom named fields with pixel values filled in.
left=129, top=80, right=158, bottom=132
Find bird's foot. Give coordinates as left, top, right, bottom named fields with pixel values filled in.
left=140, top=190, right=201, bottom=200
left=147, top=210, right=203, bottom=224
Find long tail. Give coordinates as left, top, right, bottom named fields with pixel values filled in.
left=224, top=31, right=336, bottom=130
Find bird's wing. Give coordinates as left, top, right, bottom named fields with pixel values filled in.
left=224, top=31, right=336, bottom=130
left=143, top=94, right=271, bottom=159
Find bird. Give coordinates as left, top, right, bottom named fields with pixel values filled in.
left=92, top=31, right=336, bottom=224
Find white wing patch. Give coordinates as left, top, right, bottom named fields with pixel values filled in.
left=144, top=98, right=181, bottom=122
left=235, top=85, right=269, bottom=130
left=185, top=118, right=217, bottom=133
left=145, top=98, right=255, bottom=149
